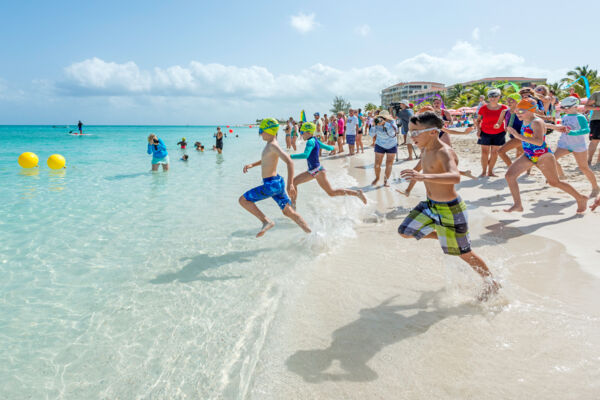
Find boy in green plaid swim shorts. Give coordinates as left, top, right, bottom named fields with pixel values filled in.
left=398, top=111, right=500, bottom=300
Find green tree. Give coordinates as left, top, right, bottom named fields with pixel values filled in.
left=561, top=65, right=599, bottom=97
left=465, top=83, right=489, bottom=106
left=446, top=84, right=466, bottom=105
left=330, top=96, right=351, bottom=114
left=451, top=94, right=472, bottom=108
left=364, top=102, right=378, bottom=111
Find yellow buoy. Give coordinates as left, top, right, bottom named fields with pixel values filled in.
left=18, top=152, right=39, bottom=168
left=47, top=154, right=66, bottom=170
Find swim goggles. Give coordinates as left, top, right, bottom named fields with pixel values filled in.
left=408, top=127, right=437, bottom=137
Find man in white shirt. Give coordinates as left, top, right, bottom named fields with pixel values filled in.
left=313, top=112, right=324, bottom=155
left=345, top=109, right=359, bottom=155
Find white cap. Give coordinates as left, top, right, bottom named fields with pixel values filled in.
left=560, top=96, right=579, bottom=108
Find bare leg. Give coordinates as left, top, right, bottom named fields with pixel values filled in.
left=574, top=151, right=600, bottom=196
left=588, top=139, right=599, bottom=164
left=291, top=137, right=297, bottom=151
left=487, top=146, right=500, bottom=176
left=372, top=152, right=384, bottom=185
left=498, top=138, right=520, bottom=167
left=291, top=171, right=314, bottom=207
left=459, top=251, right=500, bottom=301
left=349, top=144, right=355, bottom=155
left=286, top=136, right=291, bottom=150
left=239, top=196, right=274, bottom=238
left=553, top=147, right=569, bottom=179
left=151, top=164, right=159, bottom=171
left=315, top=171, right=367, bottom=204
left=337, top=136, right=344, bottom=153
left=504, top=155, right=533, bottom=212
left=162, top=163, right=169, bottom=171
left=384, top=152, right=395, bottom=186
left=406, top=144, right=414, bottom=160
left=282, top=204, right=311, bottom=233
left=537, top=153, right=588, bottom=213
left=480, top=145, right=490, bottom=177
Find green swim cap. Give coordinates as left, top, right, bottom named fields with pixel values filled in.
left=259, top=118, right=279, bottom=136
left=507, top=93, right=522, bottom=103
left=300, top=121, right=316, bottom=134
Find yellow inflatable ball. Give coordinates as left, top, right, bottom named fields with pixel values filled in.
left=18, top=152, right=39, bottom=168
left=47, top=154, right=66, bottom=170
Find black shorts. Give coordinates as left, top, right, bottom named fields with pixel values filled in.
left=590, top=120, right=600, bottom=140
left=477, top=131, right=506, bottom=146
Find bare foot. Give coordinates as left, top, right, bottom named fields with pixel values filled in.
left=404, top=157, right=413, bottom=161
left=487, top=172, right=498, bottom=177
left=384, top=179, right=390, bottom=187
left=591, top=197, right=600, bottom=211
left=396, top=188, right=410, bottom=197
left=504, top=204, right=524, bottom=212
left=590, top=187, right=600, bottom=198
left=357, top=189, right=367, bottom=204
left=256, top=220, right=275, bottom=238
left=478, top=171, right=487, bottom=178
left=576, top=196, right=588, bottom=214
left=477, top=280, right=501, bottom=302
left=371, top=178, right=379, bottom=186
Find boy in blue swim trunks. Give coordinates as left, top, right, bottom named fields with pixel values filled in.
left=398, top=111, right=500, bottom=301
left=290, top=122, right=367, bottom=207
left=239, top=118, right=311, bottom=238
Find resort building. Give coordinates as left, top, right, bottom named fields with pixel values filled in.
left=381, top=81, right=446, bottom=109
left=455, top=76, right=547, bottom=88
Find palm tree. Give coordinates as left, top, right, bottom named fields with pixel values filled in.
left=446, top=84, right=466, bottom=105
left=465, top=83, right=489, bottom=105
left=561, top=65, right=599, bottom=97
left=364, top=102, right=378, bottom=111
left=451, top=94, right=472, bottom=108
left=330, top=96, right=351, bottom=114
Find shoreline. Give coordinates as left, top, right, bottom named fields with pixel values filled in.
left=248, top=133, right=600, bottom=399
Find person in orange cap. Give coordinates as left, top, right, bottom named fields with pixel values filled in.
left=504, top=98, right=588, bottom=213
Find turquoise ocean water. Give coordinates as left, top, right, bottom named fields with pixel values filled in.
left=0, top=125, right=363, bottom=399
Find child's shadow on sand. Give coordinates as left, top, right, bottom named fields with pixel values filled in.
left=286, top=290, right=479, bottom=383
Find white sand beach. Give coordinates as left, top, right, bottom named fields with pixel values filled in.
left=249, top=132, right=600, bottom=399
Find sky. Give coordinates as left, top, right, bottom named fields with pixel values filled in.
left=1, top=0, right=599, bottom=125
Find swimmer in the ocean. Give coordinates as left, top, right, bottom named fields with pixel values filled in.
left=181, top=154, right=189, bottom=161
left=290, top=122, right=367, bottom=208
left=239, top=118, right=311, bottom=237
left=177, top=137, right=187, bottom=150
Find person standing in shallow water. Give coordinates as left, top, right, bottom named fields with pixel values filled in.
left=147, top=133, right=169, bottom=171
left=77, top=120, right=83, bottom=135
left=215, top=127, right=224, bottom=154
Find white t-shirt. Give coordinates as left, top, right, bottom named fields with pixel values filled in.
left=346, top=115, right=359, bottom=136
left=314, top=118, right=323, bottom=134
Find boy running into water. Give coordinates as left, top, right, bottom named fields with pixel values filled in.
left=290, top=122, right=367, bottom=207
left=239, top=118, right=311, bottom=237
left=554, top=96, right=599, bottom=197
left=398, top=112, right=499, bottom=300
left=504, top=99, right=588, bottom=213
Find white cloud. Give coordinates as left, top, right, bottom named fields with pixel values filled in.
left=471, top=27, right=480, bottom=40
left=356, top=24, right=370, bottom=36
left=290, top=12, right=316, bottom=33
left=45, top=41, right=568, bottom=122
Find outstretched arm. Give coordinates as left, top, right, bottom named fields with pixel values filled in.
left=316, top=139, right=335, bottom=151
left=290, top=139, right=315, bottom=159
left=243, top=160, right=261, bottom=173
left=494, top=109, right=507, bottom=129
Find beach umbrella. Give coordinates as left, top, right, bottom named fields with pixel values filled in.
left=300, top=110, right=307, bottom=122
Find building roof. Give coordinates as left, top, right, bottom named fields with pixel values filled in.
left=457, top=77, right=547, bottom=86
left=383, top=81, right=445, bottom=90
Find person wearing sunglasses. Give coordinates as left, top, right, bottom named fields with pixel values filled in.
left=504, top=99, right=588, bottom=214
left=239, top=118, right=311, bottom=238
left=398, top=111, right=500, bottom=301
left=475, top=88, right=508, bottom=177
left=369, top=110, right=398, bottom=186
